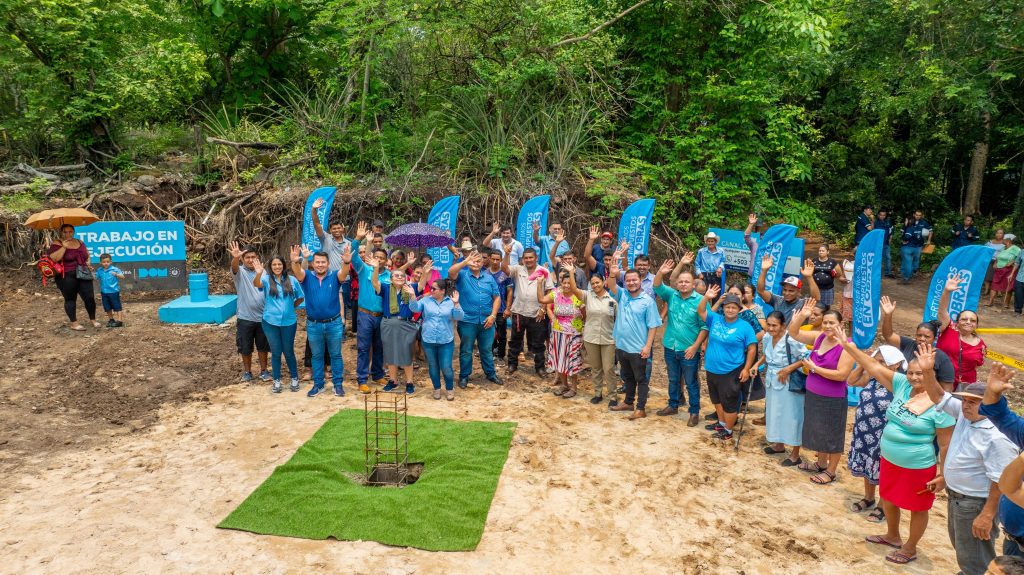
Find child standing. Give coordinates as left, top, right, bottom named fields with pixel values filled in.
left=95, top=253, right=126, bottom=327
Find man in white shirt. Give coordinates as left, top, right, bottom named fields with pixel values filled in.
left=483, top=222, right=524, bottom=265
left=928, top=380, right=1018, bottom=575
left=501, top=245, right=552, bottom=375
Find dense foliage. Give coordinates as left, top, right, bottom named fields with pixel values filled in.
left=2, top=0, right=1022, bottom=236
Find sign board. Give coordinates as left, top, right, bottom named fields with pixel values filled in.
left=710, top=228, right=804, bottom=277
left=75, top=221, right=187, bottom=290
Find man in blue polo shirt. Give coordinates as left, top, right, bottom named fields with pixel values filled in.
left=448, top=249, right=503, bottom=388
left=854, top=205, right=874, bottom=246
left=351, top=221, right=388, bottom=394
left=606, top=247, right=662, bottom=420
left=978, top=364, right=1024, bottom=559
left=291, top=244, right=349, bottom=397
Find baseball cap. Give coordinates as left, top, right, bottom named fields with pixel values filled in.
left=372, top=219, right=385, bottom=228
left=782, top=276, right=802, bottom=289
left=1005, top=233, right=1017, bottom=241
left=953, top=382, right=986, bottom=400
left=872, top=345, right=908, bottom=371
left=601, top=231, right=613, bottom=239
left=720, top=294, right=742, bottom=308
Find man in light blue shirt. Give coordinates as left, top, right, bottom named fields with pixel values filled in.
left=606, top=250, right=662, bottom=420
left=695, top=231, right=725, bottom=290
left=351, top=222, right=387, bottom=393
left=532, top=220, right=569, bottom=267
left=449, top=250, right=503, bottom=388
left=483, top=222, right=525, bottom=266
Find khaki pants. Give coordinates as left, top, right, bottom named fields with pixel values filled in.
left=584, top=341, right=616, bottom=399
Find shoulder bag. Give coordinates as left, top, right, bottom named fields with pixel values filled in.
left=785, top=334, right=808, bottom=394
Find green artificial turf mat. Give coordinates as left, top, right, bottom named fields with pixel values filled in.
left=218, top=409, right=516, bottom=551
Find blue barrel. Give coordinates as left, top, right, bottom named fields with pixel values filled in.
left=189, top=272, right=209, bottom=302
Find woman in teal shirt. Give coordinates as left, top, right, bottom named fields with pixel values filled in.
left=837, top=333, right=954, bottom=566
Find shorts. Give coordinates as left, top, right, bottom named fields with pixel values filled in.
left=706, top=367, right=743, bottom=413
left=236, top=318, right=270, bottom=355
left=101, top=292, right=123, bottom=312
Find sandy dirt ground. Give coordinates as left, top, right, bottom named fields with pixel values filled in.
left=1, top=270, right=1022, bottom=575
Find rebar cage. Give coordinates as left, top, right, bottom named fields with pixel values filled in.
left=363, top=391, right=410, bottom=486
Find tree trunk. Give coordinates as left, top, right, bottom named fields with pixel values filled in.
left=1013, top=158, right=1024, bottom=234
left=964, top=110, right=990, bottom=215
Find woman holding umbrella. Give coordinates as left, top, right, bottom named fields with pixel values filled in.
left=48, top=223, right=100, bottom=330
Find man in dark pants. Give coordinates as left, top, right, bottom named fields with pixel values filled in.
left=978, top=364, right=1024, bottom=558
left=605, top=246, right=662, bottom=420
left=485, top=249, right=513, bottom=366
left=502, top=246, right=552, bottom=375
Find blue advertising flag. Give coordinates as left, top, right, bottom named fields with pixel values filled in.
left=922, top=245, right=995, bottom=322
left=517, top=195, right=550, bottom=251
left=301, top=187, right=337, bottom=253
left=617, top=198, right=655, bottom=269
left=425, top=195, right=461, bottom=275
left=749, top=224, right=798, bottom=296
left=852, top=229, right=884, bottom=349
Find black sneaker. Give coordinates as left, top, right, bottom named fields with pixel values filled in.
left=704, top=412, right=718, bottom=421
left=590, top=396, right=603, bottom=405
left=105, top=319, right=116, bottom=327
left=458, top=379, right=469, bottom=390
left=712, top=429, right=734, bottom=440
left=488, top=375, right=504, bottom=385
left=705, top=422, right=724, bottom=431
left=112, top=321, right=124, bottom=328
left=607, top=399, right=619, bottom=408
left=507, top=365, right=518, bottom=374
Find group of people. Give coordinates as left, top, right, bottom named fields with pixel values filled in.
left=44, top=204, right=1024, bottom=573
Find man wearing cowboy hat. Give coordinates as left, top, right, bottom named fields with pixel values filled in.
left=919, top=359, right=1017, bottom=575
left=695, top=231, right=725, bottom=293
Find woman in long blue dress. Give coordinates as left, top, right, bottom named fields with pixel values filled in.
left=753, top=311, right=808, bottom=466
left=847, top=345, right=906, bottom=523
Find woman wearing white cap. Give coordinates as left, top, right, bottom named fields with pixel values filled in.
left=988, top=233, right=1020, bottom=308
left=846, top=345, right=906, bottom=523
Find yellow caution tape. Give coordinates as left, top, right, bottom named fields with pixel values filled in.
left=977, top=328, right=1024, bottom=334
left=986, top=350, right=1024, bottom=371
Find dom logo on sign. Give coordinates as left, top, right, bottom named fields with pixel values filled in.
left=138, top=267, right=169, bottom=278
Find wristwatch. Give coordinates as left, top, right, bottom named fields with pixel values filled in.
left=810, top=366, right=817, bottom=374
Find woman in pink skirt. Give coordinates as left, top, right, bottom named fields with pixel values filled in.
left=537, top=268, right=585, bottom=398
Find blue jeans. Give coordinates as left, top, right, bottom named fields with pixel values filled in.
left=262, top=321, right=298, bottom=380
left=882, top=246, right=892, bottom=276
left=423, top=340, right=455, bottom=390
left=306, top=317, right=344, bottom=389
left=457, top=321, right=497, bottom=382
left=1004, top=530, right=1023, bottom=557
left=665, top=348, right=701, bottom=413
left=356, top=311, right=384, bottom=384
left=900, top=245, right=922, bottom=280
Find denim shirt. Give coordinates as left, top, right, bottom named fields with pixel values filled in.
left=695, top=247, right=724, bottom=275
left=454, top=267, right=499, bottom=324
left=410, top=296, right=464, bottom=344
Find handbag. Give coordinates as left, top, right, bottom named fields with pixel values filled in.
left=785, top=334, right=808, bottom=394
left=75, top=265, right=94, bottom=280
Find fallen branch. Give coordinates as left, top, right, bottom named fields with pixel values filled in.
left=0, top=183, right=32, bottom=194
left=14, top=163, right=59, bottom=182
left=170, top=187, right=229, bottom=211
left=205, top=137, right=281, bottom=151
left=38, top=163, right=87, bottom=173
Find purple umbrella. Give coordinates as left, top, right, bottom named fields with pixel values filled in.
left=384, top=222, right=453, bottom=249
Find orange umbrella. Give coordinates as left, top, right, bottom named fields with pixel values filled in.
left=24, top=208, right=100, bottom=230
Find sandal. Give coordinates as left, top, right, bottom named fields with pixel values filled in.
left=780, top=457, right=803, bottom=467
left=885, top=550, right=917, bottom=565
left=552, top=385, right=568, bottom=396
left=561, top=389, right=577, bottom=399
left=865, top=535, right=901, bottom=549
left=70, top=324, right=86, bottom=331
left=798, top=461, right=826, bottom=473
left=810, top=470, right=837, bottom=485
left=851, top=498, right=876, bottom=512
left=763, top=446, right=786, bottom=455
left=866, top=508, right=886, bottom=523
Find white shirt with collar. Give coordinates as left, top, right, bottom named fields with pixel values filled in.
left=936, top=392, right=1019, bottom=498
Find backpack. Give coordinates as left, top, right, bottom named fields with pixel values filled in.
left=36, top=253, right=63, bottom=286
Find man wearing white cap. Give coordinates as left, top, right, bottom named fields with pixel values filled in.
left=755, top=254, right=819, bottom=324
left=917, top=346, right=1017, bottom=575
left=695, top=231, right=725, bottom=292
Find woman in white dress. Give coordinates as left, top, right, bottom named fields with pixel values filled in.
left=752, top=310, right=809, bottom=466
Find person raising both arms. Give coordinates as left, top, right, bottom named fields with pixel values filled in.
left=533, top=219, right=570, bottom=268
left=755, top=254, right=820, bottom=325
left=252, top=255, right=305, bottom=393
left=652, top=254, right=708, bottom=426
left=449, top=248, right=504, bottom=388
left=310, top=197, right=352, bottom=322
left=228, top=241, right=270, bottom=383
left=878, top=295, right=956, bottom=390
left=537, top=268, right=585, bottom=398
left=373, top=265, right=420, bottom=395
left=411, top=279, right=464, bottom=400
left=290, top=244, right=350, bottom=397
left=696, top=284, right=757, bottom=440
left=483, top=221, right=524, bottom=266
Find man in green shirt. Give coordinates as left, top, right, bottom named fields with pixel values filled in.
left=652, top=255, right=707, bottom=426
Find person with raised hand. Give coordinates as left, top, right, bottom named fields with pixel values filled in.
left=976, top=363, right=1024, bottom=558
left=936, top=272, right=987, bottom=389
left=584, top=224, right=615, bottom=279
left=252, top=255, right=305, bottom=393
left=753, top=310, right=809, bottom=466
left=836, top=333, right=954, bottom=566
left=483, top=221, right=524, bottom=266
left=878, top=294, right=956, bottom=390
left=350, top=221, right=389, bottom=393
left=502, top=243, right=552, bottom=376
left=373, top=263, right=420, bottom=396
left=578, top=270, right=618, bottom=406
left=536, top=267, right=585, bottom=398
left=911, top=344, right=1018, bottom=575
left=290, top=243, right=349, bottom=397
left=606, top=245, right=662, bottom=420
left=229, top=240, right=270, bottom=383
left=449, top=248, right=503, bottom=388
left=787, top=299, right=854, bottom=485
left=310, top=197, right=352, bottom=322
left=755, top=254, right=820, bottom=324
left=533, top=219, right=569, bottom=268
left=696, top=283, right=757, bottom=439
left=652, top=257, right=707, bottom=426
left=411, top=280, right=464, bottom=400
